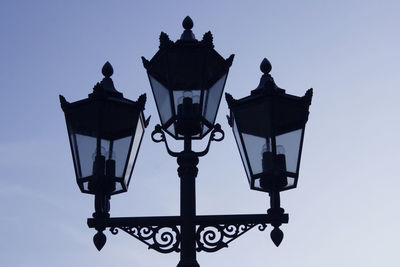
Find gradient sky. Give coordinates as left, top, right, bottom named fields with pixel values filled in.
left=1, top=0, right=400, bottom=266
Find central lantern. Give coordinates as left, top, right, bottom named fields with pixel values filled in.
left=142, top=16, right=234, bottom=139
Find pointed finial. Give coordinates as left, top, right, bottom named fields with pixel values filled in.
left=225, top=92, right=236, bottom=107
left=141, top=56, right=150, bottom=69
left=180, top=16, right=196, bottom=41
left=270, top=227, right=284, bottom=247
left=260, top=58, right=272, bottom=74
left=183, top=16, right=193, bottom=30
left=137, top=93, right=147, bottom=110
left=226, top=54, right=235, bottom=67
left=304, top=88, right=313, bottom=106
left=59, top=95, right=69, bottom=110
left=102, top=61, right=113, bottom=78
left=93, top=231, right=106, bottom=251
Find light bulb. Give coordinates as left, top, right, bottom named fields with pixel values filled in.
left=262, top=139, right=272, bottom=154
left=276, top=145, right=285, bottom=155
left=92, top=146, right=107, bottom=159
left=192, top=95, right=200, bottom=104
left=178, top=90, right=193, bottom=104
left=92, top=146, right=115, bottom=160
left=183, top=90, right=193, bottom=98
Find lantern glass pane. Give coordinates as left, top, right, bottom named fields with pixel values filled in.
left=241, top=133, right=266, bottom=176
left=254, top=178, right=262, bottom=189
left=286, top=177, right=295, bottom=188
left=167, top=123, right=175, bottom=135
left=276, top=128, right=303, bottom=174
left=112, top=136, right=132, bottom=178
left=73, top=133, right=97, bottom=178
left=124, top=116, right=144, bottom=185
left=233, top=118, right=251, bottom=184
left=114, top=183, right=123, bottom=193
left=150, top=75, right=172, bottom=125
left=203, top=74, right=227, bottom=124
left=83, top=182, right=89, bottom=191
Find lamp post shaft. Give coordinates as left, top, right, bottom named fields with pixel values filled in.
left=177, top=135, right=200, bottom=267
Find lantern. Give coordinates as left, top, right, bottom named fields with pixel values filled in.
left=226, top=58, right=312, bottom=193
left=60, top=62, right=147, bottom=195
left=142, top=16, right=233, bottom=139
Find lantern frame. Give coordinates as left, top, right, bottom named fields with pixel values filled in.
left=60, top=62, right=147, bottom=195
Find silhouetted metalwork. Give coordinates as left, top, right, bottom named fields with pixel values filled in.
left=60, top=16, right=312, bottom=267
left=196, top=223, right=267, bottom=252
left=226, top=57, right=313, bottom=247
left=111, top=226, right=181, bottom=253
left=226, top=58, right=313, bottom=193
left=142, top=16, right=234, bottom=140
left=60, top=62, right=147, bottom=196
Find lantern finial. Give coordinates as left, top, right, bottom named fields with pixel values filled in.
left=182, top=16, right=193, bottom=30
left=251, top=57, right=285, bottom=95
left=91, top=62, right=122, bottom=97
left=102, top=61, right=114, bottom=78
left=260, top=58, right=272, bottom=74
left=180, top=16, right=196, bottom=41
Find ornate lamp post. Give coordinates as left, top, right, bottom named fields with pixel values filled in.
left=60, top=17, right=312, bottom=267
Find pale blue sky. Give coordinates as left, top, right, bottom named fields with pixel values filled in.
left=1, top=0, right=400, bottom=266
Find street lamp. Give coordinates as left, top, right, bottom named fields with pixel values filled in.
left=60, top=17, right=313, bottom=267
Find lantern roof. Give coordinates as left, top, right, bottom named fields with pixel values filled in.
left=141, top=16, right=234, bottom=91
left=60, top=62, right=146, bottom=111
left=225, top=58, right=313, bottom=138
left=60, top=62, right=148, bottom=140
left=226, top=58, right=313, bottom=110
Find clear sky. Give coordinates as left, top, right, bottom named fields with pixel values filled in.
left=1, top=0, right=400, bottom=266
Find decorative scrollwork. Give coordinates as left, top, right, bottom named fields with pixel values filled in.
left=210, top=123, right=224, bottom=142
left=151, top=124, right=180, bottom=157
left=110, top=225, right=181, bottom=254
left=258, top=223, right=268, bottom=231
left=196, top=223, right=267, bottom=252
left=110, top=227, right=119, bottom=235
left=195, top=124, right=225, bottom=157
left=151, top=124, right=166, bottom=143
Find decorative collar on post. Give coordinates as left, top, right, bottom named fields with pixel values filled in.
left=251, top=58, right=286, bottom=95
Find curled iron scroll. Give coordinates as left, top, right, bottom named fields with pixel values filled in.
left=110, top=225, right=181, bottom=254
left=151, top=124, right=180, bottom=157
left=196, top=223, right=267, bottom=252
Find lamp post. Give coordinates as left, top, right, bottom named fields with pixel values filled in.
left=60, top=17, right=312, bottom=267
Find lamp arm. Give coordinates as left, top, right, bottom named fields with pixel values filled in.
left=87, top=212, right=288, bottom=253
